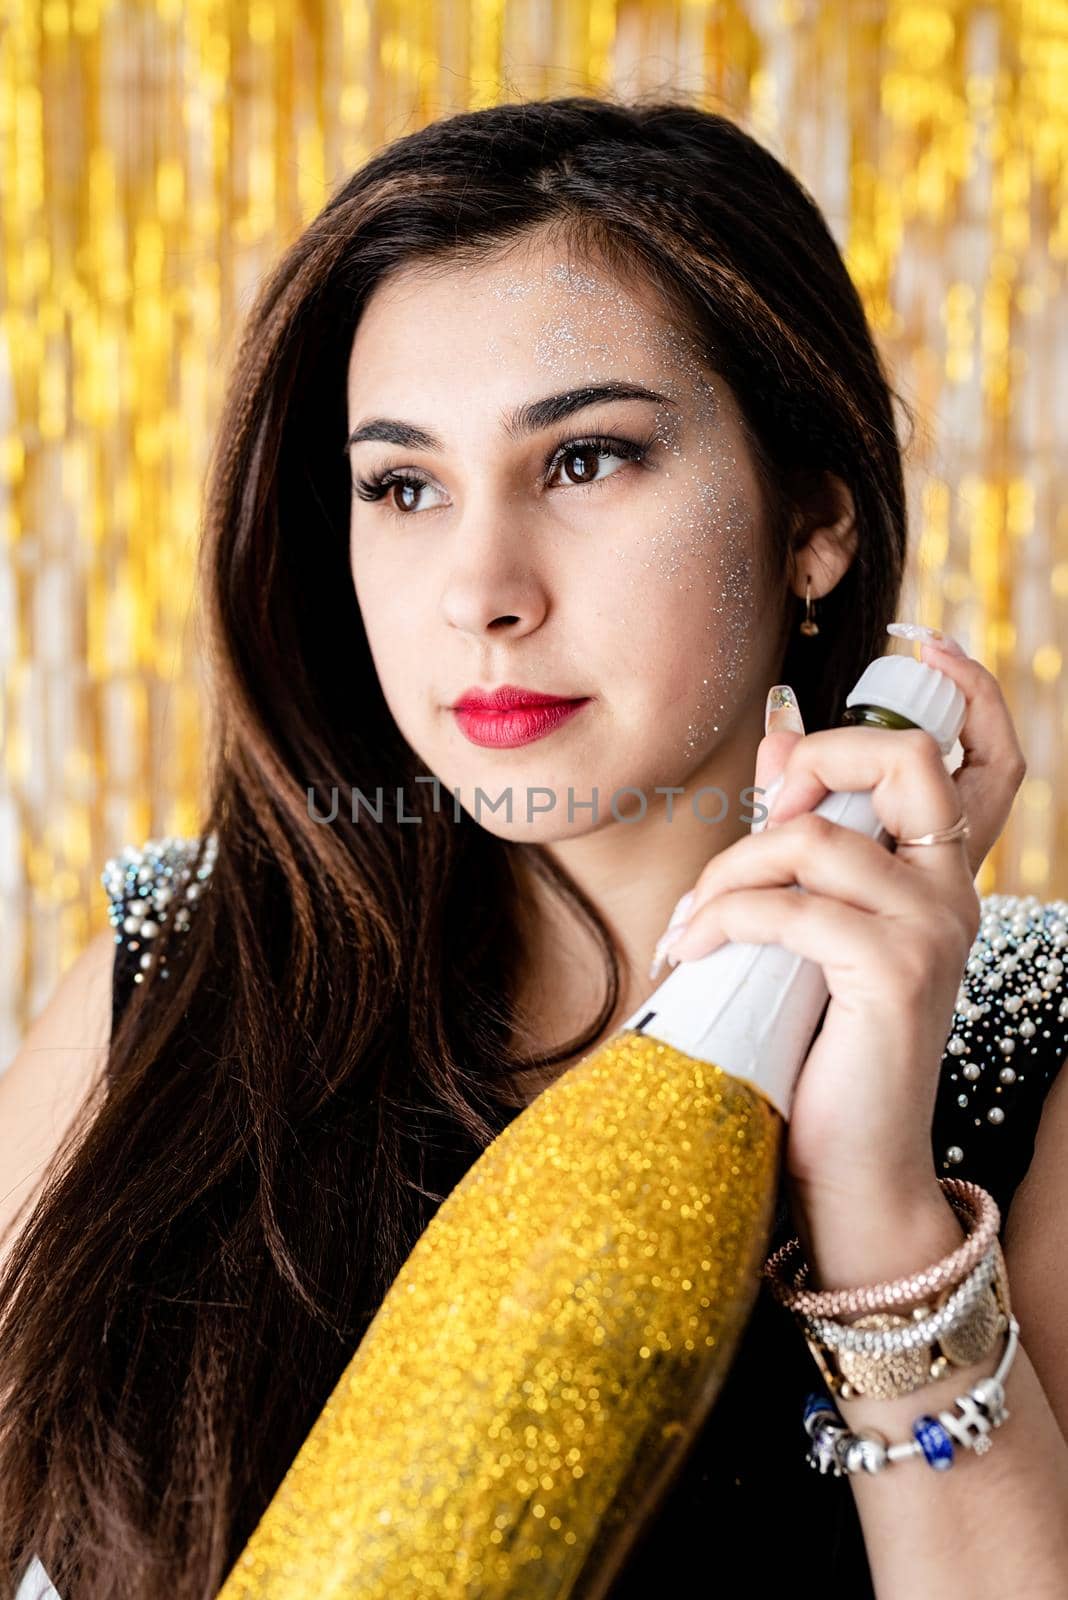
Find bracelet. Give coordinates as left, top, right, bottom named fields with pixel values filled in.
left=761, top=1178, right=1011, bottom=1402
left=799, top=1242, right=1012, bottom=1400
left=802, top=1315, right=1021, bottom=1476
left=800, top=1245, right=1001, bottom=1354
left=764, top=1179, right=1000, bottom=1319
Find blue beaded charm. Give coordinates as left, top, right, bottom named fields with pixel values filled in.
left=913, top=1414, right=955, bottom=1470
left=803, top=1391, right=838, bottom=1432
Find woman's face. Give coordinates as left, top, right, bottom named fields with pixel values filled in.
left=346, top=233, right=784, bottom=841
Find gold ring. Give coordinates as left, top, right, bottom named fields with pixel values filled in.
left=890, top=811, right=970, bottom=848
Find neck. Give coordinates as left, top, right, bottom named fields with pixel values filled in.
left=506, top=725, right=764, bottom=1093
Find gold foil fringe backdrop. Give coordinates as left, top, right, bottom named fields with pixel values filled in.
left=1, top=0, right=1066, bottom=1059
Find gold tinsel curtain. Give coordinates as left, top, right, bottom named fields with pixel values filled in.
left=2, top=0, right=1066, bottom=1058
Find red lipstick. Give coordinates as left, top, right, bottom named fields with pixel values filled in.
left=451, top=685, right=591, bottom=749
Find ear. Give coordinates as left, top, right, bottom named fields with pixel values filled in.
left=784, top=470, right=858, bottom=601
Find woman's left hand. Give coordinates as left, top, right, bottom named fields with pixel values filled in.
left=658, top=630, right=1027, bottom=1263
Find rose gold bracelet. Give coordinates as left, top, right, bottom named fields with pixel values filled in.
left=762, top=1179, right=1001, bottom=1320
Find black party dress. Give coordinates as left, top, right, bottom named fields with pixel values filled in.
left=74, top=836, right=1067, bottom=1598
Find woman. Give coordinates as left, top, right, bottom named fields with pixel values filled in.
left=2, top=95, right=1067, bottom=1599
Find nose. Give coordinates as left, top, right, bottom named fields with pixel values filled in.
left=439, top=501, right=549, bottom=639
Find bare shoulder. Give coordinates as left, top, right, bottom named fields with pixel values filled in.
left=0, top=927, right=115, bottom=1271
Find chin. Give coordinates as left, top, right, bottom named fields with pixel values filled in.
left=444, top=764, right=653, bottom=843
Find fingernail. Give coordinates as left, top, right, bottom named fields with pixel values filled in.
left=886, top=621, right=966, bottom=657
left=754, top=773, right=785, bottom=831
left=650, top=920, right=690, bottom=980
left=656, top=887, right=695, bottom=945
left=765, top=684, right=804, bottom=736
left=668, top=888, right=696, bottom=928
left=649, top=893, right=695, bottom=980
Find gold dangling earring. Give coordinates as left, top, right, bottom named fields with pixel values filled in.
left=799, top=573, right=819, bottom=637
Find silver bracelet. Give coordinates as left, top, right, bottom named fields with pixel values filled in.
left=803, top=1315, right=1020, bottom=1476
left=800, top=1248, right=998, bottom=1355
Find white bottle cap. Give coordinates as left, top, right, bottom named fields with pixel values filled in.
left=845, top=653, right=966, bottom=754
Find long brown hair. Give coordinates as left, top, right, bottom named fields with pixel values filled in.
left=0, top=94, right=909, bottom=1598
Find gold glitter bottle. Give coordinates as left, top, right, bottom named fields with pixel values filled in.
left=216, top=657, right=965, bottom=1600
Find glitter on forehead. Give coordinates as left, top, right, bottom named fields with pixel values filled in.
left=485, top=258, right=719, bottom=409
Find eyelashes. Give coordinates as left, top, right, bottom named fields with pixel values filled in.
left=352, top=430, right=657, bottom=516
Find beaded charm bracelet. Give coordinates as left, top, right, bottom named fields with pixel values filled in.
left=802, top=1314, right=1021, bottom=1477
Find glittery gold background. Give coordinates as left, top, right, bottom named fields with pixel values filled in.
left=3, top=0, right=1067, bottom=1059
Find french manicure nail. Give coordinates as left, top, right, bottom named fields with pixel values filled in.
left=886, top=621, right=966, bottom=657
left=649, top=912, right=693, bottom=980
left=765, top=684, right=804, bottom=736
left=667, top=889, right=695, bottom=929
left=654, top=920, right=689, bottom=970
left=755, top=773, right=785, bottom=831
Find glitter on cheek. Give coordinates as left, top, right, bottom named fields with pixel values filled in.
left=474, top=260, right=763, bottom=763
left=680, top=513, right=758, bottom=758
left=625, top=414, right=761, bottom=761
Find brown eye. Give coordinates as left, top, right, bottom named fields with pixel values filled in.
left=353, top=471, right=446, bottom=515
left=561, top=447, right=601, bottom=484
left=395, top=481, right=422, bottom=512
left=546, top=435, right=648, bottom=491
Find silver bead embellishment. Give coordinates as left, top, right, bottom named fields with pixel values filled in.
left=941, top=894, right=1068, bottom=1174
left=102, top=833, right=218, bottom=988
left=843, top=1432, right=889, bottom=1474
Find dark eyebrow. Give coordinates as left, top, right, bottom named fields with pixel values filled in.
left=343, top=383, right=677, bottom=454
